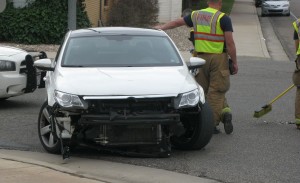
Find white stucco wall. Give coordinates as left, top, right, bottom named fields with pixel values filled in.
left=158, top=0, right=181, bottom=23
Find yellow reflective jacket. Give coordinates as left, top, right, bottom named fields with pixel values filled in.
left=191, top=7, right=225, bottom=53
left=293, top=19, right=300, bottom=55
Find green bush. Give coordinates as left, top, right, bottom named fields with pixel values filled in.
left=107, top=0, right=158, bottom=28
left=0, top=0, right=91, bottom=44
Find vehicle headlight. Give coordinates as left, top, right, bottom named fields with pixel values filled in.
left=54, top=90, right=86, bottom=108
left=174, top=88, right=205, bottom=109
left=282, top=4, right=289, bottom=7
left=263, top=3, right=269, bottom=7
left=0, top=60, right=16, bottom=71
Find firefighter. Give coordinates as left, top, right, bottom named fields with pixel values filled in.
left=292, top=19, right=300, bottom=129
left=154, top=0, right=238, bottom=134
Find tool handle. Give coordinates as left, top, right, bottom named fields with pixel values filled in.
left=269, top=84, right=295, bottom=105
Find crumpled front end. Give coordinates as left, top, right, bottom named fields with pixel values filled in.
left=48, top=89, right=205, bottom=158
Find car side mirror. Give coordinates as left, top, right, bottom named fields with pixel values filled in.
left=34, top=58, right=54, bottom=71
left=187, top=57, right=206, bottom=70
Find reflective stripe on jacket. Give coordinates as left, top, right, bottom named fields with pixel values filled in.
left=293, top=19, right=300, bottom=55
left=191, top=7, right=225, bottom=53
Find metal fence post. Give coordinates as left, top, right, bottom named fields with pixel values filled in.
left=0, top=0, right=6, bottom=13
left=68, top=0, right=77, bottom=30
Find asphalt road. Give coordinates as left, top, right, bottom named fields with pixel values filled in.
left=1, top=3, right=300, bottom=183
left=1, top=56, right=299, bottom=183
left=258, top=0, right=299, bottom=61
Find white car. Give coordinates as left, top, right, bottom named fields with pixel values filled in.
left=261, top=0, right=290, bottom=16
left=34, top=27, right=214, bottom=159
left=0, top=46, right=46, bottom=100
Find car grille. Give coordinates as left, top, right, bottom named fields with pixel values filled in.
left=78, top=97, right=180, bottom=125
left=269, top=10, right=283, bottom=13
left=86, top=98, right=174, bottom=114
left=94, top=124, right=160, bottom=145
left=79, top=98, right=179, bottom=145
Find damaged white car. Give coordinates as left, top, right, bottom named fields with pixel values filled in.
left=34, top=27, right=214, bottom=159
left=0, top=45, right=47, bottom=100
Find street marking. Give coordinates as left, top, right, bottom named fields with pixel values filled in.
left=290, top=11, right=298, bottom=20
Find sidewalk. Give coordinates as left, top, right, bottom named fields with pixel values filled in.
left=0, top=0, right=289, bottom=183
left=231, top=0, right=289, bottom=61
left=0, top=149, right=218, bottom=183
left=231, top=0, right=270, bottom=59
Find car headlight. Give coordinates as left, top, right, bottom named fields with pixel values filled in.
left=0, top=60, right=16, bottom=71
left=263, top=3, right=269, bottom=7
left=282, top=4, right=289, bottom=7
left=54, top=90, right=86, bottom=108
left=174, top=88, right=205, bottom=109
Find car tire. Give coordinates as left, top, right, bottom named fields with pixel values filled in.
left=286, top=13, right=290, bottom=16
left=38, top=101, right=61, bottom=154
left=171, top=102, right=214, bottom=150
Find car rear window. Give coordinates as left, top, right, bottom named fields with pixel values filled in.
left=61, top=35, right=183, bottom=67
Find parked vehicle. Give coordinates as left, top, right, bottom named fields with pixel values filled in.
left=0, top=45, right=46, bottom=100
left=34, top=27, right=214, bottom=159
left=261, top=0, right=290, bottom=16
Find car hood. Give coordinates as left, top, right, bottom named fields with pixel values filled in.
left=0, top=46, right=27, bottom=57
left=54, top=67, right=198, bottom=96
left=264, top=1, right=289, bottom=6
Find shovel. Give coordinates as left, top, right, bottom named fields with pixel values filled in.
left=253, top=84, right=295, bottom=118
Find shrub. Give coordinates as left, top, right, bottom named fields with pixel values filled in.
left=107, top=0, right=158, bottom=28
left=0, top=0, right=91, bottom=44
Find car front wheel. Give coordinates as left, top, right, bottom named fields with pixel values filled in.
left=171, top=102, right=214, bottom=150
left=38, top=101, right=61, bottom=154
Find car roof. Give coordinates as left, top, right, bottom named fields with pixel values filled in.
left=69, top=27, right=167, bottom=38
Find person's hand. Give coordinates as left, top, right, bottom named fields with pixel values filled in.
left=153, top=25, right=162, bottom=30
left=232, top=62, right=238, bottom=75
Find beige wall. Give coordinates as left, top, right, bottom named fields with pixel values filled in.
left=158, top=0, right=182, bottom=23
left=84, top=0, right=100, bottom=27
left=84, top=0, right=114, bottom=27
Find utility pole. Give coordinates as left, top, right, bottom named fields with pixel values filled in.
left=0, top=0, right=6, bottom=13
left=68, top=0, right=77, bottom=30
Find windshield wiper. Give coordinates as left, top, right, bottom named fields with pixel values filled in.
left=87, top=28, right=101, bottom=33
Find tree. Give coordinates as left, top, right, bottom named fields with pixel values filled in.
left=108, top=0, right=158, bottom=28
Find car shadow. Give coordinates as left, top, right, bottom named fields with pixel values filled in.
left=0, top=99, right=38, bottom=109
left=262, top=14, right=290, bottom=17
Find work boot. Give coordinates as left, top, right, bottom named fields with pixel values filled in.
left=222, top=107, right=233, bottom=134
left=223, top=112, right=233, bottom=134
left=295, top=119, right=300, bottom=130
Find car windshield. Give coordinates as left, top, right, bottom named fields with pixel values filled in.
left=62, top=35, right=183, bottom=67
